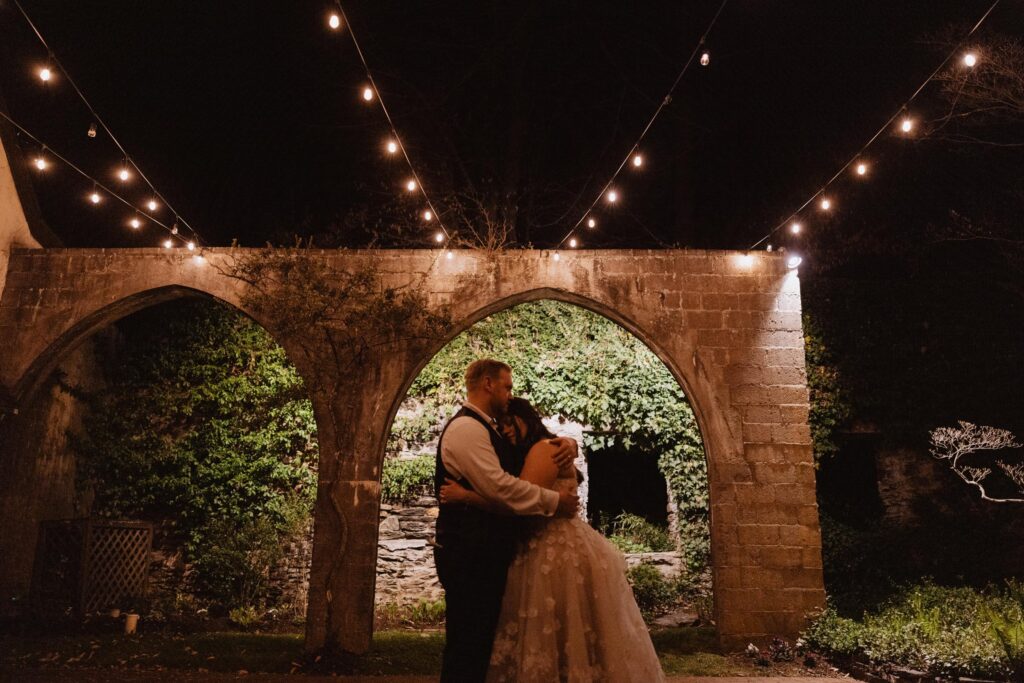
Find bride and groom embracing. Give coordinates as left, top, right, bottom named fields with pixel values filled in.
left=433, top=358, right=664, bottom=682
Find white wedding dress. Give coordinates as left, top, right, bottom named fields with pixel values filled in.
left=487, top=475, right=666, bottom=682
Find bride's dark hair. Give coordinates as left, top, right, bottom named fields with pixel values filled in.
left=505, top=397, right=556, bottom=449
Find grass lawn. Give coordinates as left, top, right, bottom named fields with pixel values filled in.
left=0, top=627, right=800, bottom=677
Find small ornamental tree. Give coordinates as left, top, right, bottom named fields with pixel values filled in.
left=930, top=421, right=1024, bottom=503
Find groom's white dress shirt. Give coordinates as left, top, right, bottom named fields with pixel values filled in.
left=440, top=401, right=559, bottom=516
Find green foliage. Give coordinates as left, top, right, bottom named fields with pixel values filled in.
left=388, top=300, right=710, bottom=570
left=803, top=314, right=851, bottom=465
left=380, top=455, right=436, bottom=503
left=626, top=562, right=683, bottom=620
left=72, top=301, right=317, bottom=606
left=804, top=583, right=1024, bottom=679
left=375, top=599, right=446, bottom=629
left=228, top=605, right=263, bottom=629
left=606, top=513, right=674, bottom=553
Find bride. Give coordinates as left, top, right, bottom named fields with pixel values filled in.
left=440, top=397, right=665, bottom=682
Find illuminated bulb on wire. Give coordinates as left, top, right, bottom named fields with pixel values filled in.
left=162, top=239, right=173, bottom=249
left=738, top=253, right=753, bottom=268
left=89, top=190, right=101, bottom=205
left=171, top=223, right=178, bottom=235
left=146, top=199, right=159, bottom=212
left=187, top=241, right=196, bottom=251
left=963, top=52, right=977, bottom=67
left=130, top=217, right=141, bottom=229
left=118, top=166, right=131, bottom=182
left=405, top=179, right=417, bottom=192
left=423, top=209, right=433, bottom=222
left=605, top=189, right=618, bottom=203
left=362, top=86, right=374, bottom=102
left=855, top=162, right=867, bottom=176
left=900, top=117, right=914, bottom=133
left=328, top=13, right=341, bottom=30
left=790, top=222, right=802, bottom=235
left=446, top=250, right=453, bottom=260
left=819, top=197, right=832, bottom=211
left=632, top=153, right=643, bottom=168
left=39, top=67, right=52, bottom=82
left=385, top=139, right=398, bottom=154
left=569, top=238, right=578, bottom=248
left=787, top=255, right=803, bottom=269
left=552, top=251, right=561, bottom=262
left=434, top=232, right=444, bottom=243
left=87, top=122, right=97, bottom=138
left=34, top=156, right=48, bottom=171
left=700, top=52, right=710, bottom=67
left=586, top=217, right=596, bottom=229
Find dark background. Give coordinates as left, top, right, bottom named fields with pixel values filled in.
left=0, top=0, right=1016, bottom=250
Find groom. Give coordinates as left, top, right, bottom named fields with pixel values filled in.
left=433, top=358, right=579, bottom=682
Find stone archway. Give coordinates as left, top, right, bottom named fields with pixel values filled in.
left=1, top=247, right=825, bottom=652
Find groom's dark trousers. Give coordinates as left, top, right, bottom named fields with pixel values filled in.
left=434, top=408, right=524, bottom=683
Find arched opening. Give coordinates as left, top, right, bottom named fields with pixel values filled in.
left=0, top=291, right=320, bottom=634
left=376, top=297, right=713, bottom=632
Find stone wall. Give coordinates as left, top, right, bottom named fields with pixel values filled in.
left=376, top=497, right=443, bottom=606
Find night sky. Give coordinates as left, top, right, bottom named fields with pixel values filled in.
left=0, top=1, right=1018, bottom=251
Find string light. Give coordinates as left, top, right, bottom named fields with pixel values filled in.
left=361, top=86, right=374, bottom=102
left=586, top=217, right=597, bottom=228
left=328, top=13, right=342, bottom=30
left=569, top=237, right=578, bottom=248
left=129, top=216, right=141, bottom=229
left=162, top=239, right=173, bottom=249
left=900, top=117, right=914, bottom=133
left=146, top=199, right=159, bottom=212
left=88, top=188, right=102, bottom=204
left=38, top=66, right=52, bottom=82
left=700, top=52, right=710, bottom=67
left=405, top=179, right=417, bottom=192
left=33, top=154, right=48, bottom=171
left=445, top=250, right=453, bottom=260
left=819, top=197, right=832, bottom=211
left=605, top=189, right=619, bottom=203
left=552, top=251, right=561, bottom=261
left=385, top=139, right=398, bottom=154
left=87, top=122, right=97, bottom=138
left=786, top=255, right=803, bottom=269
left=738, top=253, right=753, bottom=267
left=855, top=162, right=868, bottom=176
left=434, top=232, right=444, bottom=243
left=187, top=241, right=196, bottom=251
left=790, top=221, right=802, bottom=235
left=422, top=209, right=433, bottom=221
left=632, top=153, right=643, bottom=168
left=117, top=164, right=131, bottom=182
left=171, top=222, right=179, bottom=235
left=963, top=52, right=978, bottom=67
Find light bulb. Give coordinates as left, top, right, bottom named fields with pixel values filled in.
left=963, top=52, right=977, bottom=67
left=130, top=217, right=141, bottom=229
left=552, top=251, right=561, bottom=261
left=700, top=52, right=710, bottom=67
left=34, top=156, right=47, bottom=170
left=632, top=153, right=643, bottom=168
left=855, top=162, right=867, bottom=176
left=118, top=166, right=131, bottom=181
left=405, top=179, right=417, bottom=192
left=605, top=189, right=618, bottom=203
left=87, top=122, right=97, bottom=138
left=900, top=117, right=914, bottom=133
left=171, top=224, right=179, bottom=235
left=422, top=209, right=433, bottom=221
left=787, top=255, right=803, bottom=269
left=39, top=67, right=52, bottom=82
left=790, top=222, right=802, bottom=234
left=569, top=238, right=578, bottom=248
left=819, top=197, right=832, bottom=211
left=187, top=241, right=195, bottom=251
left=89, top=191, right=101, bottom=204
left=434, top=232, right=444, bottom=243
left=738, top=253, right=753, bottom=268
left=766, top=243, right=773, bottom=252
left=586, top=217, right=596, bottom=228
left=362, top=86, right=374, bottom=102
left=385, top=139, right=398, bottom=154
left=328, top=13, right=341, bottom=30
left=146, top=199, right=159, bottom=212
left=163, top=239, right=173, bottom=249
left=446, top=250, right=453, bottom=260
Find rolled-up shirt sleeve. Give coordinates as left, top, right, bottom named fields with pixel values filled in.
left=441, top=417, right=559, bottom=516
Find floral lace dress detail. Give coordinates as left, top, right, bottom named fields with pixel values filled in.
left=487, top=476, right=665, bottom=682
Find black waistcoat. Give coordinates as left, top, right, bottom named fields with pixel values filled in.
left=434, top=407, right=525, bottom=557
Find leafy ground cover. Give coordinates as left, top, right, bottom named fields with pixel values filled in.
left=0, top=627, right=830, bottom=677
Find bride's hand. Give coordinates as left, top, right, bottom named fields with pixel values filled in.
left=547, top=437, right=578, bottom=475
left=439, top=477, right=468, bottom=504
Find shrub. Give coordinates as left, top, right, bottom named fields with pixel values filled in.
left=607, top=513, right=674, bottom=553
left=228, top=605, right=263, bottom=629
left=381, top=454, right=436, bottom=503
left=627, top=562, right=681, bottom=620
left=375, top=599, right=446, bottom=629
left=803, top=583, right=1024, bottom=679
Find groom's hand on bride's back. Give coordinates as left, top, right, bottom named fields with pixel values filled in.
left=555, top=489, right=580, bottom=518
left=547, top=437, right=578, bottom=475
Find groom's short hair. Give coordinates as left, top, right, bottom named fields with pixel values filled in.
left=465, top=359, right=511, bottom=391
